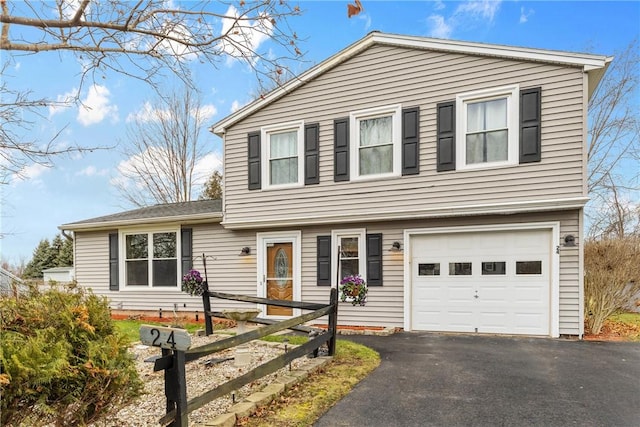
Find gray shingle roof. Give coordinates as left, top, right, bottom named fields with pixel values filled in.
left=61, top=199, right=222, bottom=230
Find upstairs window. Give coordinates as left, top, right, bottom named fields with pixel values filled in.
left=261, top=121, right=304, bottom=188
left=457, top=85, right=519, bottom=170
left=350, top=105, right=401, bottom=179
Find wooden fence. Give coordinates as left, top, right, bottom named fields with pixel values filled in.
left=144, top=286, right=338, bottom=427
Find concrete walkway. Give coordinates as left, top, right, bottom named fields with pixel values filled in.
left=315, top=332, right=640, bottom=427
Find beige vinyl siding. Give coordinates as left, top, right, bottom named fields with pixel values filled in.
left=295, top=210, right=581, bottom=333
left=223, top=45, right=586, bottom=226
left=74, top=225, right=261, bottom=313
left=74, top=210, right=581, bottom=334
left=75, top=231, right=111, bottom=293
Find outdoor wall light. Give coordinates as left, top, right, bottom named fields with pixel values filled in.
left=239, top=246, right=251, bottom=256
left=563, top=235, right=577, bottom=247
left=389, top=241, right=402, bottom=252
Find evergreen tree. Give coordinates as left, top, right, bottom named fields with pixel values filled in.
left=23, top=239, right=55, bottom=278
left=199, top=170, right=223, bottom=200
left=56, top=236, right=74, bottom=267
left=23, top=234, right=73, bottom=278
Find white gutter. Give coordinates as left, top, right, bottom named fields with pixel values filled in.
left=59, top=212, right=223, bottom=232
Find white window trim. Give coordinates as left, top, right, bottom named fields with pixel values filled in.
left=119, top=226, right=182, bottom=291
left=256, top=231, right=302, bottom=319
left=331, top=228, right=367, bottom=287
left=261, top=121, right=304, bottom=189
left=349, top=104, right=402, bottom=180
left=456, top=85, right=519, bottom=170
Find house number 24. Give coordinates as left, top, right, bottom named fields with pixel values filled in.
left=139, top=325, right=191, bottom=351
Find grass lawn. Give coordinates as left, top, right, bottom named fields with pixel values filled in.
left=238, top=339, right=380, bottom=427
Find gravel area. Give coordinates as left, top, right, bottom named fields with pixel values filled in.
left=89, top=333, right=304, bottom=427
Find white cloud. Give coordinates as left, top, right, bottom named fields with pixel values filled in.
left=456, top=0, right=501, bottom=22
left=231, top=100, right=242, bottom=113
left=220, top=5, right=273, bottom=65
left=427, top=0, right=502, bottom=39
left=126, top=101, right=217, bottom=124
left=77, top=84, right=118, bottom=126
left=126, top=101, right=164, bottom=123
left=8, top=163, right=49, bottom=186
left=58, top=0, right=87, bottom=20
left=111, top=148, right=222, bottom=195
left=14, top=62, right=21, bottom=71
left=192, top=152, right=223, bottom=188
left=76, top=165, right=108, bottom=177
left=520, top=6, right=534, bottom=24
left=21, top=163, right=48, bottom=180
left=49, top=88, right=77, bottom=117
left=354, top=12, right=372, bottom=31
left=433, top=1, right=446, bottom=11
left=156, top=22, right=199, bottom=62
left=193, top=104, right=217, bottom=122
left=427, top=15, right=453, bottom=39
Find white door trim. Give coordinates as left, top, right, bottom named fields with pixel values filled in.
left=403, top=222, right=560, bottom=337
left=256, top=231, right=302, bottom=319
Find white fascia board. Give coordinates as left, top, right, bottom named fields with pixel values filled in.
left=59, top=212, right=223, bottom=232
left=372, top=33, right=610, bottom=68
left=212, top=32, right=610, bottom=136
left=221, top=197, right=590, bottom=229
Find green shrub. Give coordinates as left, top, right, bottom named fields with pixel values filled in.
left=0, top=283, right=142, bottom=426
left=584, top=237, right=640, bottom=334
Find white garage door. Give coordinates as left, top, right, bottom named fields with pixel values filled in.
left=411, top=229, right=551, bottom=336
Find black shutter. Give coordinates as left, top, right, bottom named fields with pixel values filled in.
left=366, top=233, right=383, bottom=286
left=305, top=123, right=320, bottom=185
left=334, top=118, right=350, bottom=182
left=109, top=232, right=119, bottom=291
left=520, top=87, right=542, bottom=164
left=402, top=107, right=420, bottom=175
left=181, top=228, right=193, bottom=278
left=247, top=131, right=261, bottom=190
left=437, top=101, right=456, bottom=172
left=317, top=236, right=331, bottom=286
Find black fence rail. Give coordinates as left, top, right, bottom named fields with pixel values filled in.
left=153, top=287, right=338, bottom=427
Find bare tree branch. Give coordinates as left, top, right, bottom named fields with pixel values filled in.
left=588, top=40, right=639, bottom=194
left=114, top=85, right=214, bottom=207
left=0, top=1, right=304, bottom=185
left=0, top=1, right=303, bottom=89
left=586, top=40, right=640, bottom=238
left=0, top=63, right=100, bottom=184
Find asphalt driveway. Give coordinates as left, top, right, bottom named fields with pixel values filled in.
left=315, top=333, right=640, bottom=427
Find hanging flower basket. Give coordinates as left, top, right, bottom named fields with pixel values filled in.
left=339, top=274, right=367, bottom=306
left=182, top=269, right=204, bottom=296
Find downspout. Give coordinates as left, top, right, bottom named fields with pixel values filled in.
left=60, top=229, right=76, bottom=281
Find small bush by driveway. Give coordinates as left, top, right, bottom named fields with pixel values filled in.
left=315, top=333, right=640, bottom=427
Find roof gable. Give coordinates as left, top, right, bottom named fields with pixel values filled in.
left=211, top=31, right=611, bottom=135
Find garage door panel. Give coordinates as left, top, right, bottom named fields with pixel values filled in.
left=411, top=229, right=551, bottom=336
left=515, top=286, right=547, bottom=304
left=412, top=308, right=474, bottom=332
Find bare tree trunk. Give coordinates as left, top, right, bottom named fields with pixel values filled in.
left=114, top=85, right=212, bottom=207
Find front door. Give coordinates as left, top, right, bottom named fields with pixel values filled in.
left=266, top=242, right=293, bottom=316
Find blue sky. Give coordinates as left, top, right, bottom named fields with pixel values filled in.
left=1, top=0, right=639, bottom=264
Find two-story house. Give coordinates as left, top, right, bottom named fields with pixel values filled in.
left=60, top=32, right=611, bottom=337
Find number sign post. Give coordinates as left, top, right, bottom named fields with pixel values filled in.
left=139, top=325, right=192, bottom=351
left=140, top=325, right=191, bottom=426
